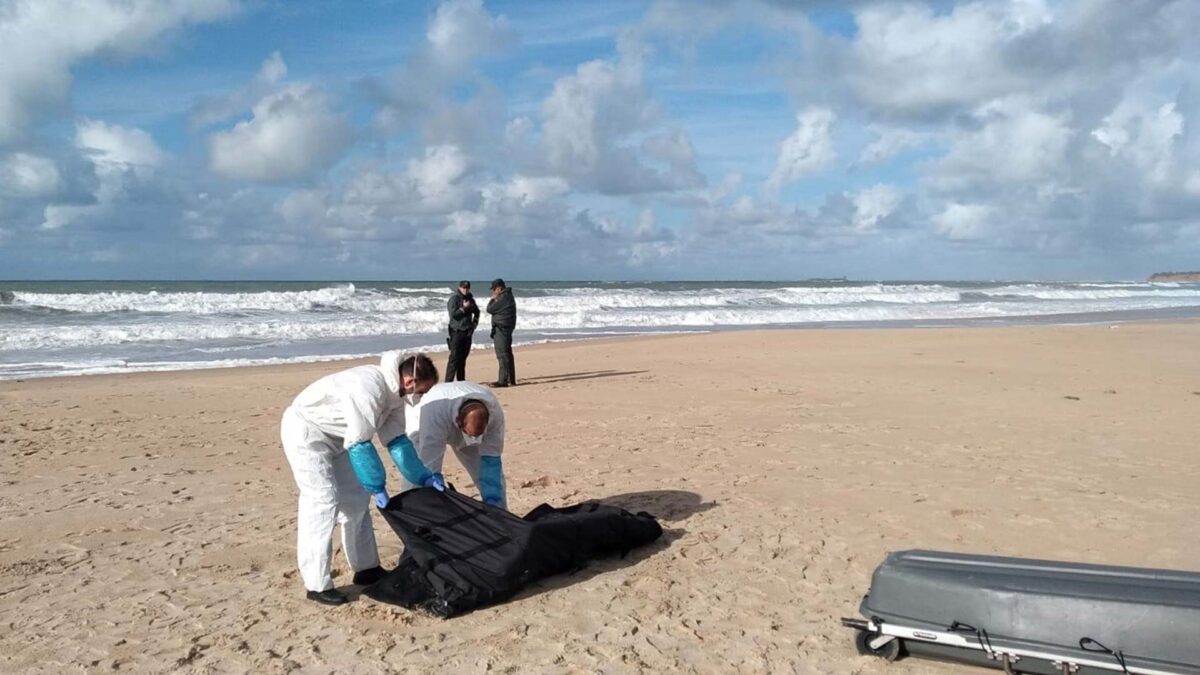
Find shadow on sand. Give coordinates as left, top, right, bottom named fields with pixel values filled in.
left=512, top=369, right=648, bottom=386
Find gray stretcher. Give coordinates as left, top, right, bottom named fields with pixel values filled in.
left=842, top=550, right=1200, bottom=674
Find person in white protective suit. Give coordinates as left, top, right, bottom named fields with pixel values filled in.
left=401, top=381, right=508, bottom=510
left=280, top=351, right=440, bottom=605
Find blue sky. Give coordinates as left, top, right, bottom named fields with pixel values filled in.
left=2, top=0, right=1199, bottom=281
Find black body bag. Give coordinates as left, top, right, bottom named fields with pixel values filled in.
left=363, top=487, right=663, bottom=617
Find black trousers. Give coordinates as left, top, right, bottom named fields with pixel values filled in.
left=445, top=329, right=473, bottom=382
left=492, top=326, right=516, bottom=385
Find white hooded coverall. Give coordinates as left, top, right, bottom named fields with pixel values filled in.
left=280, top=351, right=410, bottom=592
left=403, top=381, right=508, bottom=509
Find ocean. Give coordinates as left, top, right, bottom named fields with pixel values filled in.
left=2, top=279, right=1199, bottom=380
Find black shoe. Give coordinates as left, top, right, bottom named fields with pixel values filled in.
left=352, top=566, right=389, bottom=586
left=305, top=588, right=348, bottom=606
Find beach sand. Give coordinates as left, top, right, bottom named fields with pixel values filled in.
left=2, top=322, right=1199, bottom=674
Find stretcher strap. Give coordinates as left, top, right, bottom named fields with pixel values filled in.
left=1079, top=637, right=1129, bottom=674
left=948, top=621, right=995, bottom=655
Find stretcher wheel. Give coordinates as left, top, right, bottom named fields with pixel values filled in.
left=854, top=630, right=902, bottom=661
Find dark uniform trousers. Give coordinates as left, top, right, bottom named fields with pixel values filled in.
left=445, top=329, right=473, bottom=382
left=492, top=326, right=516, bottom=386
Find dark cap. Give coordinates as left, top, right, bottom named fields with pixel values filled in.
left=459, top=280, right=471, bottom=289
left=490, top=278, right=506, bottom=290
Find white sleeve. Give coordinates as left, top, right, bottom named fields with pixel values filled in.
left=479, top=404, right=505, bottom=458
left=415, top=400, right=452, bottom=469
left=342, top=380, right=386, bottom=450
left=376, top=406, right=407, bottom=446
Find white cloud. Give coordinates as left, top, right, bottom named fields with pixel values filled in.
left=1093, top=99, right=1184, bottom=185
left=427, top=0, right=513, bottom=71
left=408, top=144, right=472, bottom=211
left=370, top=0, right=512, bottom=146
left=340, top=144, right=475, bottom=217
left=542, top=48, right=649, bottom=171
left=858, top=126, right=925, bottom=165
left=76, top=119, right=165, bottom=169
left=0, top=153, right=62, bottom=197
left=0, top=0, right=239, bottom=145
left=934, top=202, right=992, bottom=241
left=190, top=51, right=287, bottom=128
left=37, top=119, right=166, bottom=230
left=484, top=175, right=569, bottom=207
left=208, top=85, right=352, bottom=182
left=767, top=107, right=836, bottom=194
left=537, top=35, right=703, bottom=194
left=851, top=184, right=900, bottom=232
left=933, top=99, right=1073, bottom=190
left=848, top=1, right=1049, bottom=118
left=442, top=209, right=487, bottom=242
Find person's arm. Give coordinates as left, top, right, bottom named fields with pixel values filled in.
left=342, top=386, right=389, bottom=506
left=448, top=294, right=464, bottom=321
left=478, top=456, right=505, bottom=508
left=477, top=405, right=506, bottom=508
left=466, top=294, right=480, bottom=327
left=398, top=403, right=450, bottom=489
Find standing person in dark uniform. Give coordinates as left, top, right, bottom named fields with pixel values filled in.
left=444, top=280, right=479, bottom=382
left=486, top=278, right=517, bottom=387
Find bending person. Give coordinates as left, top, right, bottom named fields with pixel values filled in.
left=397, top=381, right=507, bottom=509
left=280, top=352, right=438, bottom=605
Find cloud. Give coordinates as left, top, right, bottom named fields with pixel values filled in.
left=368, top=0, right=513, bottom=146
left=341, top=144, right=476, bottom=216
left=0, top=153, right=62, bottom=197
left=426, top=0, right=514, bottom=72
left=537, top=35, right=704, bottom=194
left=76, top=119, right=166, bottom=169
left=407, top=144, right=473, bottom=211
left=851, top=184, right=901, bottom=232
left=0, top=0, right=239, bottom=145
left=767, top=107, right=836, bottom=194
left=847, top=2, right=1050, bottom=120
left=483, top=175, right=570, bottom=207
left=934, top=202, right=993, bottom=241
left=190, top=51, right=287, bottom=128
left=931, top=98, right=1073, bottom=191
left=1092, top=99, right=1184, bottom=186
left=208, top=85, right=352, bottom=182
left=442, top=210, right=487, bottom=243
left=858, top=126, right=926, bottom=165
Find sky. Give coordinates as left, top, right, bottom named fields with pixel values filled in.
left=1, top=0, right=1199, bottom=281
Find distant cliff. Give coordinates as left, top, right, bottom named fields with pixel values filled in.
left=1148, top=271, right=1200, bottom=282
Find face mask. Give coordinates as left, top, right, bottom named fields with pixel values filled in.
left=462, top=432, right=483, bottom=446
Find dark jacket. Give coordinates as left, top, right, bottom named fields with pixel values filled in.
left=448, top=291, right=479, bottom=333
left=486, top=287, right=516, bottom=330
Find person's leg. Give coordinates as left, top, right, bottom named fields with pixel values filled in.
left=281, top=409, right=340, bottom=592
left=504, top=329, right=516, bottom=385
left=494, top=327, right=513, bottom=385
left=450, top=330, right=470, bottom=381
left=331, top=449, right=380, bottom=574
left=445, top=331, right=462, bottom=382
left=458, top=331, right=472, bottom=381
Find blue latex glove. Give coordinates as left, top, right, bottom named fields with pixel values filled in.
left=424, top=473, right=446, bottom=492
left=373, top=491, right=389, bottom=508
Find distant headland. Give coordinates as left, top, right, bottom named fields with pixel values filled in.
left=1148, top=271, right=1200, bottom=282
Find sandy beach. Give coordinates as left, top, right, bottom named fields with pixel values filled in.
left=2, top=322, right=1198, bottom=674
